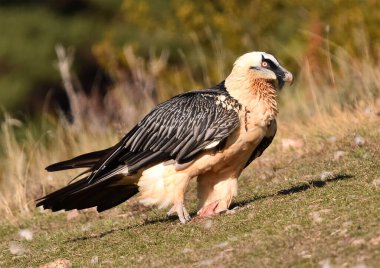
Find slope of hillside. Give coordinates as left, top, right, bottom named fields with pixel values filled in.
left=1, top=109, right=379, bottom=267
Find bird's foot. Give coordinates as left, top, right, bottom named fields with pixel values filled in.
left=167, top=202, right=191, bottom=224
left=196, top=199, right=228, bottom=219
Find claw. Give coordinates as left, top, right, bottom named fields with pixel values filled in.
left=196, top=199, right=229, bottom=218
left=197, top=200, right=220, bottom=218
left=167, top=203, right=191, bottom=223
left=166, top=205, right=176, bottom=217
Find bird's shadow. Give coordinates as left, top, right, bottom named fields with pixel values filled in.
left=231, top=174, right=353, bottom=208
left=66, top=174, right=353, bottom=243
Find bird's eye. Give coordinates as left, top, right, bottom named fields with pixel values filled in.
left=261, top=61, right=269, bottom=68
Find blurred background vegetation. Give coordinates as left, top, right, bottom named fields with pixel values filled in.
left=1, top=0, right=380, bottom=118
left=0, top=0, right=120, bottom=115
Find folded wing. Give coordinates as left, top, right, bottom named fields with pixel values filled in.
left=87, top=88, right=241, bottom=182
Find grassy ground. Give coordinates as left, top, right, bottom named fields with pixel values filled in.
left=0, top=111, right=379, bottom=267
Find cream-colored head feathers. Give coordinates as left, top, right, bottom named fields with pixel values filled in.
left=227, top=51, right=293, bottom=89
left=234, top=51, right=280, bottom=68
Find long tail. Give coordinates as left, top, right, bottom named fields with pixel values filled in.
left=45, top=148, right=113, bottom=172
left=36, top=175, right=138, bottom=212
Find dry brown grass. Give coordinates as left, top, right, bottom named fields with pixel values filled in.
left=0, top=45, right=379, bottom=224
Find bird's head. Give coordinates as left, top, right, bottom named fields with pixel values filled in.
left=230, top=51, right=293, bottom=90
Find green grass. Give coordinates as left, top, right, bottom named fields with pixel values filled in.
left=0, top=119, right=379, bottom=267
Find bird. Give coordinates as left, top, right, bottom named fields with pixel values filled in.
left=36, top=51, right=293, bottom=223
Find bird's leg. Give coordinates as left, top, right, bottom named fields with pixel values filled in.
left=196, top=176, right=238, bottom=218
left=166, top=173, right=191, bottom=223
left=167, top=202, right=191, bottom=223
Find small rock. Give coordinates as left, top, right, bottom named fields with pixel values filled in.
left=342, top=221, right=353, bottom=227
left=284, top=224, right=301, bottom=231
left=228, top=236, right=238, bottom=241
left=364, top=107, right=373, bottom=115
left=40, top=259, right=72, bottom=268
left=333, top=150, right=345, bottom=161
left=370, top=235, right=380, bottom=245
left=197, top=259, right=214, bottom=266
left=299, top=250, right=312, bottom=259
left=310, top=209, right=331, bottom=224
left=101, top=260, right=114, bottom=265
left=281, top=138, right=304, bottom=150
left=81, top=223, right=91, bottom=232
left=319, top=259, right=331, bottom=268
left=320, top=171, right=334, bottom=181
left=38, top=206, right=46, bottom=213
left=66, top=210, right=79, bottom=221
left=354, top=135, right=365, bottom=146
left=327, top=136, right=337, bottom=143
left=372, top=178, right=380, bottom=187
left=9, top=241, right=25, bottom=256
left=223, top=247, right=234, bottom=253
left=352, top=264, right=368, bottom=268
left=18, top=229, right=33, bottom=241
left=182, top=248, right=193, bottom=253
left=226, top=206, right=239, bottom=214
left=215, top=241, right=229, bottom=248
left=310, top=212, right=323, bottom=223
left=203, top=219, right=213, bottom=230
left=351, top=238, right=366, bottom=246
left=90, top=256, right=98, bottom=265
left=330, top=228, right=347, bottom=237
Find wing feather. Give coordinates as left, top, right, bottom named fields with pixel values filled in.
left=64, top=87, right=241, bottom=184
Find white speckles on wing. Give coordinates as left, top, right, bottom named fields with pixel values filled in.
left=215, top=94, right=241, bottom=113
left=218, top=95, right=226, bottom=101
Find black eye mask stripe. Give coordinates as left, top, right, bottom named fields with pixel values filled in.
left=262, top=59, right=278, bottom=70
left=261, top=54, right=279, bottom=70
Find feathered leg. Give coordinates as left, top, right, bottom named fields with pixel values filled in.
left=196, top=175, right=238, bottom=218
left=138, top=164, right=191, bottom=223
left=167, top=202, right=191, bottom=223
left=165, top=173, right=191, bottom=223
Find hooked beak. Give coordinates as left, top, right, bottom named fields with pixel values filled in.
left=283, top=69, right=293, bottom=85
left=275, top=67, right=293, bottom=89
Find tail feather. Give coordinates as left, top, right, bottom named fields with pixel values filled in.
left=46, top=148, right=113, bottom=172
left=36, top=175, right=138, bottom=212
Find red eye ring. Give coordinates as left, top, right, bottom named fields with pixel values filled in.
left=261, top=61, right=269, bottom=67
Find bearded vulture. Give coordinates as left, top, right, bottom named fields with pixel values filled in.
left=37, top=52, right=293, bottom=223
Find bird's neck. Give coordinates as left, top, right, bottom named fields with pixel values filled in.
left=225, top=75, right=279, bottom=122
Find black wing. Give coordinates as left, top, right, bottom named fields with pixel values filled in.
left=86, top=87, right=241, bottom=182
